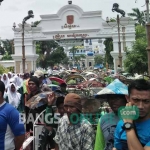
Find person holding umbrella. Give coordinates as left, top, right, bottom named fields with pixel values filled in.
left=25, top=76, right=47, bottom=134
left=94, top=79, right=128, bottom=150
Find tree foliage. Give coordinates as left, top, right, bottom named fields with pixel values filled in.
left=69, top=46, right=78, bottom=60
left=36, top=41, right=68, bottom=69
left=124, top=25, right=147, bottom=74
left=0, top=65, right=9, bottom=74
left=94, top=55, right=104, bottom=65
left=128, top=8, right=145, bottom=26
left=0, top=40, right=13, bottom=60
left=103, top=38, right=113, bottom=67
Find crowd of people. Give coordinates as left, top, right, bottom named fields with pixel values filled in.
left=0, top=70, right=150, bottom=150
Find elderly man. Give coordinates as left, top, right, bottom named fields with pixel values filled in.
left=54, top=93, right=95, bottom=150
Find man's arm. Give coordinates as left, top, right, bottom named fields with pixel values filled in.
left=14, top=134, right=25, bottom=150
left=8, top=108, right=25, bottom=150
left=126, top=129, right=150, bottom=150
left=122, top=102, right=150, bottom=150
left=94, top=121, right=105, bottom=150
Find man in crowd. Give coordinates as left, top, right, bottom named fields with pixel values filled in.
left=54, top=93, right=95, bottom=150
left=94, top=79, right=128, bottom=150
left=114, top=79, right=150, bottom=150
left=38, top=93, right=65, bottom=150
left=33, top=70, right=51, bottom=92
left=0, top=81, right=25, bottom=150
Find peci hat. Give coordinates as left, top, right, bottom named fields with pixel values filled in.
left=33, top=70, right=44, bottom=78
left=64, top=93, right=82, bottom=112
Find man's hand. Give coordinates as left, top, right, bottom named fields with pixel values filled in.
left=120, top=102, right=135, bottom=123
left=14, top=134, right=25, bottom=150
left=47, top=92, right=55, bottom=106
left=112, top=148, right=117, bottom=150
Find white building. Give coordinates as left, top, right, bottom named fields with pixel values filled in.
left=11, top=1, right=135, bottom=73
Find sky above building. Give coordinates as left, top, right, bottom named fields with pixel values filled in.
left=0, top=0, right=145, bottom=39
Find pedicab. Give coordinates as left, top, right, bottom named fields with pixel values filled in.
left=64, top=74, right=87, bottom=95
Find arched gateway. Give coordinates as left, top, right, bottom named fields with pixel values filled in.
left=12, top=1, right=135, bottom=73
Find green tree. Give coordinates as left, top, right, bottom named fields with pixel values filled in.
left=124, top=25, right=147, bottom=74
left=103, top=38, right=113, bottom=68
left=128, top=8, right=145, bottom=26
left=33, top=21, right=41, bottom=27
left=1, top=40, right=13, bottom=60
left=94, top=55, right=104, bottom=65
left=36, top=40, right=59, bottom=68
left=36, top=41, right=68, bottom=69
left=0, top=65, right=9, bottom=74
left=69, top=46, right=78, bottom=60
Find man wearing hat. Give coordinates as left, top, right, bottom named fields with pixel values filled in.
left=33, top=70, right=51, bottom=92
left=94, top=79, right=128, bottom=150
left=33, top=70, right=44, bottom=87
left=54, top=93, right=95, bottom=150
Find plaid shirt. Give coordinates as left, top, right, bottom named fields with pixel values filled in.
left=54, top=115, right=95, bottom=150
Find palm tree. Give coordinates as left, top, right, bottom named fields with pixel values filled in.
left=128, top=8, right=145, bottom=26
left=69, top=46, right=78, bottom=66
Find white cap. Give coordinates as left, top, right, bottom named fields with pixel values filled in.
left=33, top=70, right=44, bottom=78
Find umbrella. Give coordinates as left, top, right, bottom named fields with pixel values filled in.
left=48, top=84, right=60, bottom=87
left=25, top=91, right=52, bottom=109
left=49, top=77, right=66, bottom=84
left=96, top=79, right=128, bottom=97
left=25, top=91, right=64, bottom=109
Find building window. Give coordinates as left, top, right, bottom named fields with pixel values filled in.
left=89, top=62, right=92, bottom=66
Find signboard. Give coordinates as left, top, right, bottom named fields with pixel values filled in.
left=53, top=33, right=89, bottom=40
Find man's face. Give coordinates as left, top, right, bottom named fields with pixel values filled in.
left=28, top=81, right=38, bottom=92
left=64, top=104, right=80, bottom=122
left=108, top=95, right=127, bottom=114
left=126, top=89, right=150, bottom=119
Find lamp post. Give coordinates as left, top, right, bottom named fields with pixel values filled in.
left=117, top=15, right=122, bottom=68
left=106, top=3, right=126, bottom=70
left=106, top=15, right=122, bottom=68
left=13, top=10, right=34, bottom=73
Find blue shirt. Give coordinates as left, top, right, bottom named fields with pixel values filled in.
left=0, top=101, right=25, bottom=150
left=114, top=119, right=150, bottom=150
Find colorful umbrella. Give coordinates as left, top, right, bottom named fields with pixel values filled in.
left=25, top=91, right=52, bottom=109
left=49, top=77, right=66, bottom=84
left=25, top=91, right=64, bottom=109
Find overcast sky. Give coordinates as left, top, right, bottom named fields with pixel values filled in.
left=0, top=0, right=145, bottom=39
